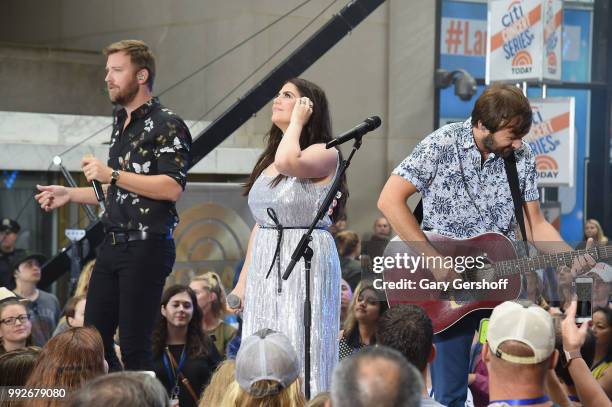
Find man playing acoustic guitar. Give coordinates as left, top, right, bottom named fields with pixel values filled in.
left=378, top=83, right=596, bottom=407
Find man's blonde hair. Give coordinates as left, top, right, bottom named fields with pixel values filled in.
left=103, top=40, right=156, bottom=91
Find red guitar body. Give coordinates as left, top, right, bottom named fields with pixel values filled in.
left=382, top=231, right=522, bottom=334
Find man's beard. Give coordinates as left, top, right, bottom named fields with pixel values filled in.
left=109, top=80, right=139, bottom=106
left=482, top=133, right=514, bottom=158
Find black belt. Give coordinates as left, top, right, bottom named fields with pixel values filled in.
left=259, top=207, right=327, bottom=293
left=105, top=231, right=172, bottom=245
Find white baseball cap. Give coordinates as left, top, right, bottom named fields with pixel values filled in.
left=487, top=301, right=555, bottom=364
left=0, top=287, right=27, bottom=304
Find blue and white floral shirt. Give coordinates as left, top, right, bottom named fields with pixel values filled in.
left=393, top=119, right=539, bottom=241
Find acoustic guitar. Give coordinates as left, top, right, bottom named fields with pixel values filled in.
left=381, top=232, right=611, bottom=334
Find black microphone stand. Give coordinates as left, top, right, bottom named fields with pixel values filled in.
left=53, top=156, right=98, bottom=223
left=282, top=135, right=364, bottom=400
left=65, top=229, right=86, bottom=295
left=52, top=156, right=96, bottom=294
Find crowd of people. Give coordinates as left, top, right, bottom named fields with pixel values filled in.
left=1, top=211, right=610, bottom=406
left=2, top=277, right=611, bottom=407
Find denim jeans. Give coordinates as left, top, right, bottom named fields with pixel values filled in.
left=431, top=309, right=491, bottom=407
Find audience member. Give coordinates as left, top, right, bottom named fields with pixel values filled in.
left=525, top=271, right=551, bottom=309
left=329, top=345, right=422, bottom=407
left=339, top=279, right=352, bottom=326
left=52, top=295, right=86, bottom=336
left=335, top=231, right=363, bottom=290
left=377, top=304, right=445, bottom=406
left=0, top=218, right=25, bottom=288
left=222, top=328, right=305, bottom=407
left=339, top=281, right=388, bottom=360
left=11, top=252, right=60, bottom=346
left=361, top=216, right=391, bottom=261
left=152, top=285, right=220, bottom=407
left=0, top=288, right=33, bottom=354
left=189, top=271, right=237, bottom=356
left=551, top=316, right=596, bottom=405
left=0, top=346, right=40, bottom=385
left=24, top=326, right=107, bottom=407
left=329, top=216, right=347, bottom=237
left=484, top=301, right=558, bottom=407
left=591, top=306, right=612, bottom=398
left=576, top=219, right=609, bottom=250
left=0, top=346, right=41, bottom=406
left=198, top=359, right=236, bottom=407
left=49, top=261, right=95, bottom=338
left=549, top=266, right=574, bottom=315
left=307, top=391, right=330, bottom=407
left=226, top=321, right=242, bottom=359
left=74, top=259, right=95, bottom=297
left=68, top=371, right=170, bottom=407
left=561, top=299, right=612, bottom=407
left=589, top=264, right=612, bottom=309
left=468, top=341, right=489, bottom=407
left=374, top=216, right=392, bottom=238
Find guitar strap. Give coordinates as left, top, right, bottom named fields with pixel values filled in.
left=503, top=153, right=529, bottom=249
left=413, top=198, right=423, bottom=224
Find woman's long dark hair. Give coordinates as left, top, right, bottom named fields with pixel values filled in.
left=151, top=285, right=212, bottom=359
left=243, top=78, right=348, bottom=222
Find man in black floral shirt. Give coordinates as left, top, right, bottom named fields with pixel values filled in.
left=35, top=40, right=191, bottom=371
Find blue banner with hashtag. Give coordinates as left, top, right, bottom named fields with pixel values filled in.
left=440, top=0, right=591, bottom=85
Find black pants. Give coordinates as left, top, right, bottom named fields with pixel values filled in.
left=84, top=238, right=175, bottom=371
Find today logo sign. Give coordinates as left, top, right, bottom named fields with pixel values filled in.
left=526, top=97, right=575, bottom=187
left=486, top=0, right=563, bottom=83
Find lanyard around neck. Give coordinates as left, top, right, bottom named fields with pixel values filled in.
left=489, top=395, right=550, bottom=406
left=163, top=345, right=186, bottom=386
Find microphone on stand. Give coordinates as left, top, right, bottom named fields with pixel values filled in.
left=326, top=116, right=382, bottom=149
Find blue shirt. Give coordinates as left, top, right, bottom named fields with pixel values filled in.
left=393, top=119, right=539, bottom=241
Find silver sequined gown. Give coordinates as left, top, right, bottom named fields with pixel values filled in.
left=243, top=168, right=341, bottom=395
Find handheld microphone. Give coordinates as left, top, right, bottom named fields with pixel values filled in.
left=83, top=154, right=106, bottom=213
left=326, top=116, right=381, bottom=149
left=227, top=293, right=241, bottom=309
left=226, top=293, right=242, bottom=317
left=92, top=180, right=106, bottom=212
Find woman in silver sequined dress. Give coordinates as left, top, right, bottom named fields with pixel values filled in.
left=229, top=78, right=348, bottom=395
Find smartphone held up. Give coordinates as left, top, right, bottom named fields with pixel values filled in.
left=575, top=276, right=593, bottom=324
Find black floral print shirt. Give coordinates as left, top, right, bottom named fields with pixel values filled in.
left=102, top=97, right=192, bottom=235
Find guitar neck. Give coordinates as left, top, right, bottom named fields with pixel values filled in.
left=496, top=244, right=612, bottom=276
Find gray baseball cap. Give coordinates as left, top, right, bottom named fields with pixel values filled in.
left=235, top=329, right=300, bottom=398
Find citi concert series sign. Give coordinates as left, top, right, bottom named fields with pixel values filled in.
left=525, top=97, right=575, bottom=187
left=486, top=0, right=563, bottom=83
